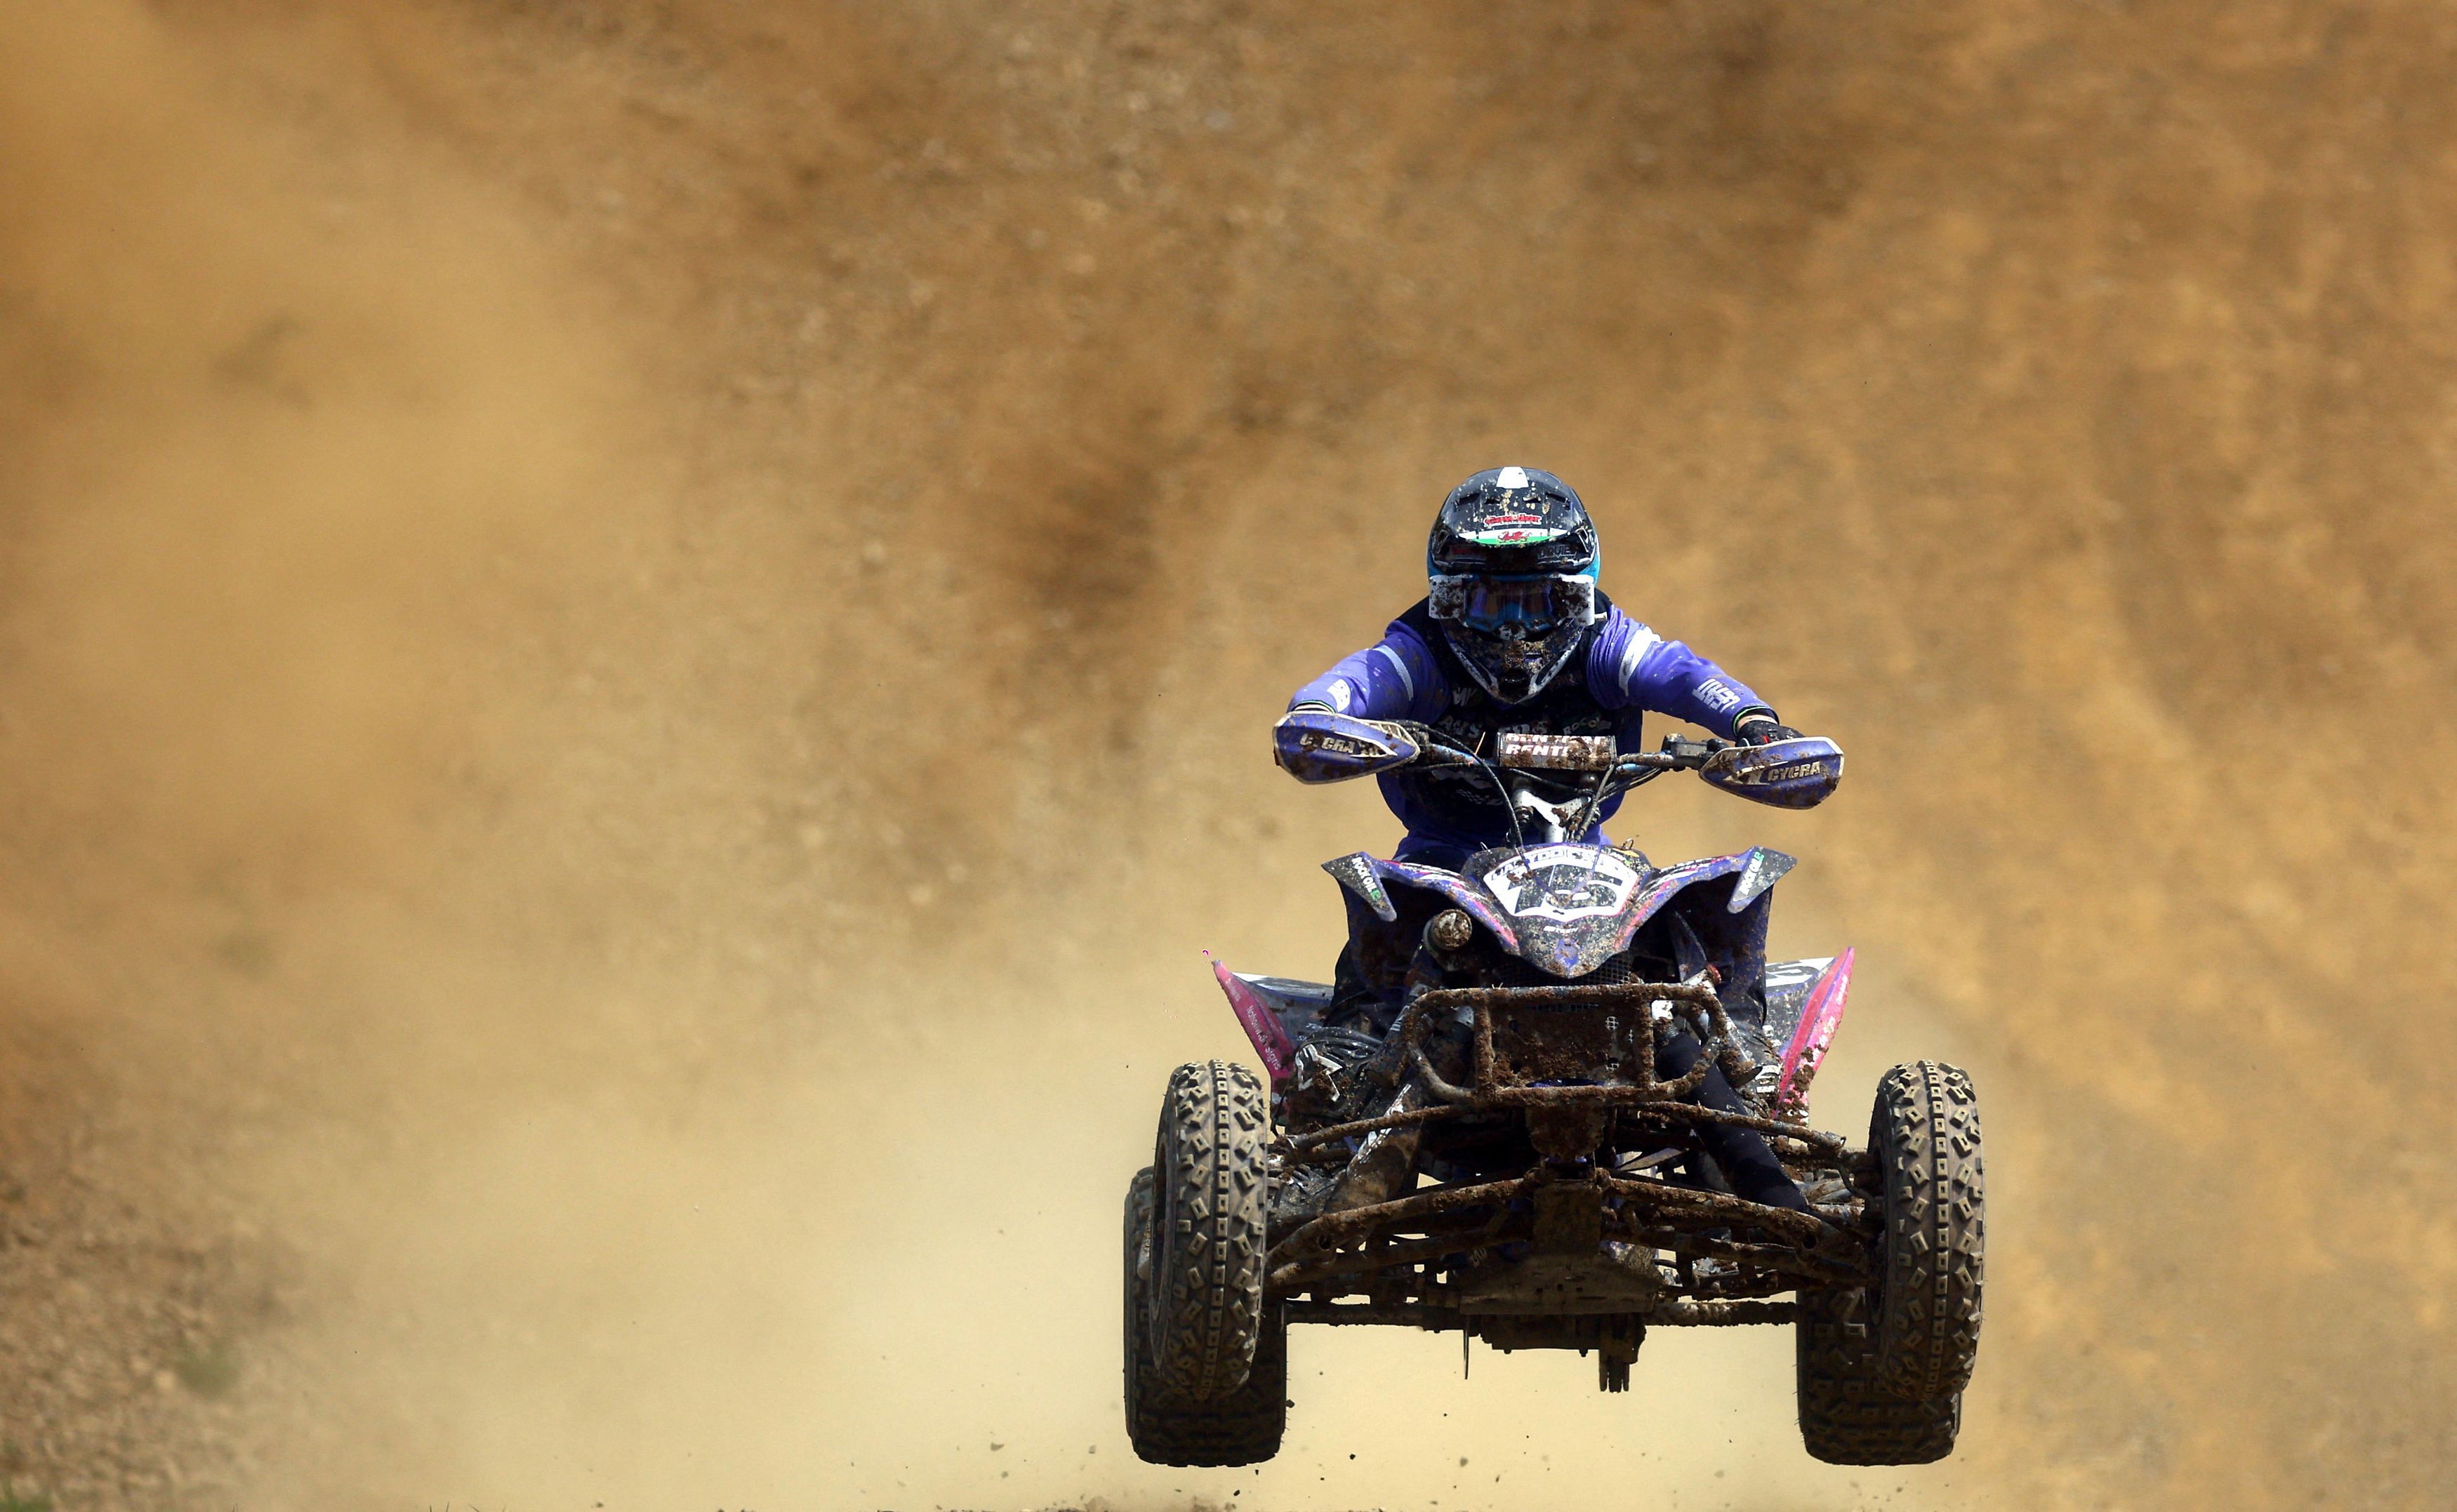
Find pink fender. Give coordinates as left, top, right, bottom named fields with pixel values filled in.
left=1775, top=947, right=1854, bottom=1115
left=1210, top=954, right=1296, bottom=1082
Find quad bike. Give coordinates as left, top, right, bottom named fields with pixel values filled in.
left=1122, top=712, right=1982, bottom=1467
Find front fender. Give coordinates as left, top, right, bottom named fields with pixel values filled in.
left=1321, top=851, right=1519, bottom=951
left=1600, top=846, right=1794, bottom=961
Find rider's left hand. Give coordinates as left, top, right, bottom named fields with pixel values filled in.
left=1734, top=712, right=1803, bottom=746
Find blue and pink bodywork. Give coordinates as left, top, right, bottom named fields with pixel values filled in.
left=1212, top=844, right=1857, bottom=1120
left=1244, top=708, right=1856, bottom=1117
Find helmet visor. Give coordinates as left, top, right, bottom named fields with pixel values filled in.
left=1426, top=573, right=1596, bottom=635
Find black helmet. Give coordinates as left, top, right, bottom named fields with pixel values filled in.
left=1425, top=466, right=1601, bottom=704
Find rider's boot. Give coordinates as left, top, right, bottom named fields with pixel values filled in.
left=1658, top=1031, right=1810, bottom=1213
left=1325, top=1078, right=1431, bottom=1212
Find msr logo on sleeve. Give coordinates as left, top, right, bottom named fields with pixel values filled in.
left=1696, top=679, right=1742, bottom=712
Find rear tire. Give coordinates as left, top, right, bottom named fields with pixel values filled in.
left=1148, top=1060, right=1272, bottom=1398
left=1795, top=1285, right=1961, bottom=1464
left=1124, top=1167, right=1287, bottom=1466
left=1869, top=1061, right=1984, bottom=1400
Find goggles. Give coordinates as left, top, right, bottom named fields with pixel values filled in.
left=1426, top=573, right=1597, bottom=636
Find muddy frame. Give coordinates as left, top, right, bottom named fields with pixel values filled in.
left=1264, top=980, right=1874, bottom=1333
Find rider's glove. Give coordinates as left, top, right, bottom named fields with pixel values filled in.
left=1733, top=710, right=1803, bottom=746
left=1276, top=703, right=1335, bottom=743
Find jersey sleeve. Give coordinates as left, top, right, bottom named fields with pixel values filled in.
left=1587, top=609, right=1770, bottom=736
left=1289, top=618, right=1446, bottom=722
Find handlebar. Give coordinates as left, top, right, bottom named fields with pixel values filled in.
left=1439, top=727, right=1735, bottom=774
left=1397, top=724, right=1840, bottom=816
left=1643, top=734, right=1737, bottom=772
left=1274, top=706, right=1841, bottom=811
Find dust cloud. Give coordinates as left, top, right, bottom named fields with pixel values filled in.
left=1, top=1, right=2453, bottom=1508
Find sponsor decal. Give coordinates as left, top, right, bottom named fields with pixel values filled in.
left=1737, top=759, right=1833, bottom=785
left=1208, top=955, right=1294, bottom=1080
left=1480, top=512, right=1544, bottom=526
left=1482, top=844, right=1642, bottom=922
left=1495, top=731, right=1615, bottom=770
left=1301, top=733, right=1375, bottom=757
left=1776, top=948, right=1855, bottom=1112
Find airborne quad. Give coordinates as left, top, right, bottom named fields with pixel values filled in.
left=1122, top=713, right=1983, bottom=1466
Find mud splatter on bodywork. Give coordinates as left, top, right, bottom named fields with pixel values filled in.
left=1775, top=949, right=1855, bottom=1118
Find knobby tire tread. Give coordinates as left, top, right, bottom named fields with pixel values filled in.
left=1870, top=1060, right=1985, bottom=1400
left=1795, top=1285, right=1961, bottom=1464
left=1149, top=1060, right=1271, bottom=1399
left=1123, top=1167, right=1287, bottom=1466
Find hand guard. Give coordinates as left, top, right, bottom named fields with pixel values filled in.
left=1273, top=708, right=1429, bottom=783
left=1279, top=705, right=1429, bottom=747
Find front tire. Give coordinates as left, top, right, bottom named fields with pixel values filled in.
left=1148, top=1060, right=1272, bottom=1398
left=1795, top=1285, right=1960, bottom=1464
left=1124, top=1167, right=1287, bottom=1466
left=1869, top=1061, right=1984, bottom=1400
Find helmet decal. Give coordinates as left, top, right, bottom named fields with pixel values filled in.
left=1426, top=465, right=1598, bottom=568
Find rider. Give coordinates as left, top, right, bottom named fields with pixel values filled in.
left=1277, top=465, right=1813, bottom=1212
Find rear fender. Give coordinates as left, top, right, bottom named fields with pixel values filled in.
left=1770, top=948, right=1854, bottom=1115
left=1208, top=957, right=1330, bottom=1082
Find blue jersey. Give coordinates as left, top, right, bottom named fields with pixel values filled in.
left=1290, top=595, right=1769, bottom=863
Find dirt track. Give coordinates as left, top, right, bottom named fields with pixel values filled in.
left=3, top=2, right=2454, bottom=1507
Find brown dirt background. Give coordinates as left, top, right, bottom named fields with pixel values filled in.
left=2, top=1, right=2453, bottom=1508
